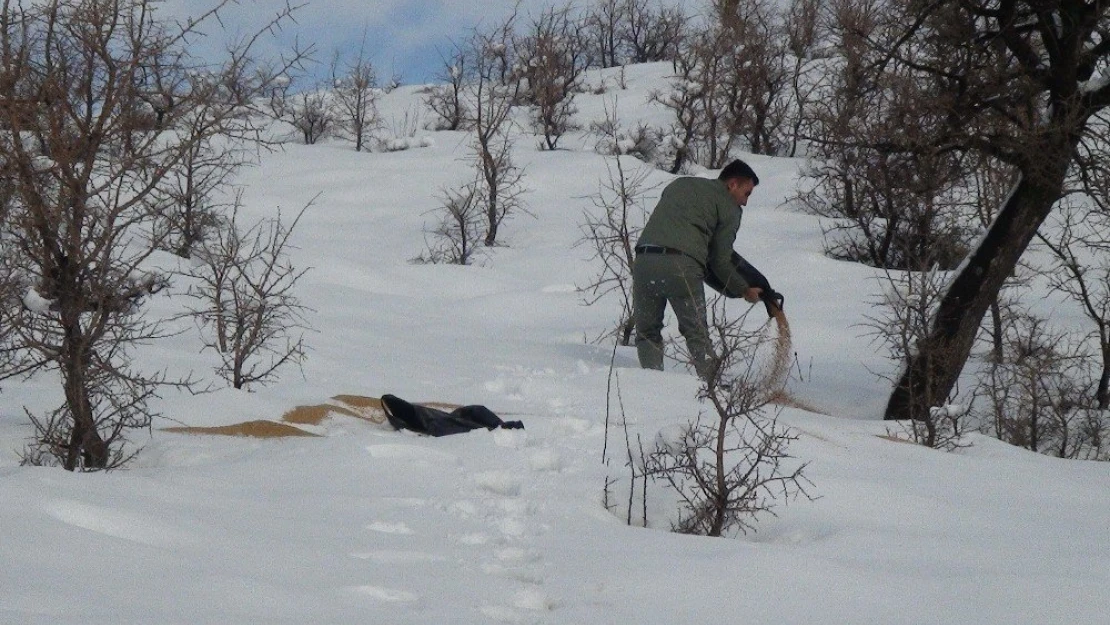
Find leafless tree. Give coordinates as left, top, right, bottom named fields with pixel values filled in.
left=466, top=27, right=528, bottom=247
left=622, top=0, right=686, bottom=64
left=714, top=0, right=793, bottom=157
left=644, top=301, right=812, bottom=537
left=589, top=96, right=659, bottom=162
left=331, top=39, right=380, bottom=152
left=852, top=1, right=1110, bottom=423
left=977, top=311, right=1100, bottom=459
left=656, top=28, right=742, bottom=170
left=782, top=0, right=825, bottom=157
left=648, top=60, right=700, bottom=173
left=152, top=121, right=247, bottom=259
left=515, top=4, right=588, bottom=150
left=866, top=267, right=971, bottom=448
left=794, top=0, right=1027, bottom=272
left=651, top=2, right=793, bottom=172
left=0, top=0, right=303, bottom=470
left=577, top=157, right=655, bottom=345
left=1039, top=200, right=1110, bottom=410
left=584, top=0, right=626, bottom=68
left=268, top=77, right=334, bottom=145
left=187, top=199, right=313, bottom=390
left=424, top=42, right=470, bottom=131
left=417, top=183, right=485, bottom=266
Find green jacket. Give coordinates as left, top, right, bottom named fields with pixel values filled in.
left=637, top=177, right=750, bottom=294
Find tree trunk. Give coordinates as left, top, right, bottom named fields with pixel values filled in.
left=884, top=143, right=1074, bottom=421
left=1098, top=343, right=1110, bottom=410
left=62, top=326, right=108, bottom=470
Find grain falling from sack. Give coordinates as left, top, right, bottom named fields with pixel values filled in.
left=758, top=307, right=793, bottom=405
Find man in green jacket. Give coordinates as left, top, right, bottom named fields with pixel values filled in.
left=632, top=159, right=761, bottom=379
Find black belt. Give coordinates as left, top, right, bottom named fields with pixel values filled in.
left=635, top=244, right=686, bottom=256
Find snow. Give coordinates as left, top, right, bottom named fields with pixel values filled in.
left=2, top=64, right=1109, bottom=624
left=21, top=287, right=53, bottom=314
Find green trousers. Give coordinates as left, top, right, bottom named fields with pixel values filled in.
left=632, top=253, right=714, bottom=379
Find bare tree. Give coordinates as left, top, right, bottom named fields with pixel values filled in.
left=584, top=0, right=626, bottom=68
left=187, top=199, right=313, bottom=390
left=515, top=4, right=589, bottom=150
left=466, top=27, right=528, bottom=247
left=782, top=0, right=825, bottom=157
left=977, top=311, right=1098, bottom=459
left=658, top=29, right=740, bottom=170
left=648, top=59, right=701, bottom=173
left=864, top=1, right=1110, bottom=423
left=577, top=157, right=654, bottom=345
left=622, top=0, right=686, bottom=64
left=268, top=77, right=334, bottom=145
left=152, top=118, right=247, bottom=259
left=417, top=183, right=485, bottom=266
left=1039, top=201, right=1110, bottom=410
left=0, top=0, right=302, bottom=470
left=424, top=42, right=470, bottom=131
left=794, top=0, right=981, bottom=271
left=651, top=2, right=793, bottom=172
left=866, top=267, right=971, bottom=448
left=331, top=38, right=380, bottom=152
left=714, top=0, right=793, bottom=156
left=644, top=301, right=812, bottom=537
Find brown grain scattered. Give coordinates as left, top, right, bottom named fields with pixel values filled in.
left=163, top=420, right=320, bottom=438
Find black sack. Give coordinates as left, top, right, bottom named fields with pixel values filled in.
left=704, top=251, right=784, bottom=317
left=381, top=394, right=523, bottom=437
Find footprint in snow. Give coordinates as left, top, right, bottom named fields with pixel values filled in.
left=365, top=443, right=458, bottom=465
left=365, top=521, right=415, bottom=535
left=481, top=561, right=544, bottom=585
left=350, top=550, right=444, bottom=564
left=347, top=585, right=418, bottom=603
left=474, top=470, right=522, bottom=497
left=528, top=449, right=563, bottom=472
left=480, top=587, right=555, bottom=623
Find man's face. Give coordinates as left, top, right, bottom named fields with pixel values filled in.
left=725, top=178, right=755, bottom=207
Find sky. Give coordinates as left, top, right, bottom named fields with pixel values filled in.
left=162, top=0, right=682, bottom=85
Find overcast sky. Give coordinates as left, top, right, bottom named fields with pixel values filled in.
left=162, top=0, right=633, bottom=85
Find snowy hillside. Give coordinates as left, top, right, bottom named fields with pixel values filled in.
left=2, top=63, right=1108, bottom=624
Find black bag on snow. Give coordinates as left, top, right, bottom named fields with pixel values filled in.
left=381, top=394, right=524, bottom=437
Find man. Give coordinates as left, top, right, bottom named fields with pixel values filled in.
left=632, top=159, right=761, bottom=379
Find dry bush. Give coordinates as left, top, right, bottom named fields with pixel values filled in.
left=514, top=5, right=589, bottom=150
left=187, top=199, right=313, bottom=390
left=866, top=267, right=971, bottom=448
left=976, top=311, right=1105, bottom=459
left=643, top=301, right=812, bottom=537
left=424, top=42, right=470, bottom=131
left=465, top=27, right=528, bottom=247
left=331, top=41, right=381, bottom=152
left=0, top=0, right=302, bottom=470
left=417, top=183, right=485, bottom=266
left=268, top=78, right=335, bottom=145
left=577, top=157, right=656, bottom=345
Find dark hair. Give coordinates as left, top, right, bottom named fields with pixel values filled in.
left=718, top=159, right=759, bottom=185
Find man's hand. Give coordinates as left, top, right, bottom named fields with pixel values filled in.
left=743, top=287, right=762, bottom=303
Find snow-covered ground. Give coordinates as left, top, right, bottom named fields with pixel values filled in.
left=2, top=63, right=1108, bottom=624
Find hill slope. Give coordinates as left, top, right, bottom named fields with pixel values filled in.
left=1, top=63, right=1108, bottom=624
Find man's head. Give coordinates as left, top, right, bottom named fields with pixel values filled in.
left=719, top=159, right=759, bottom=207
